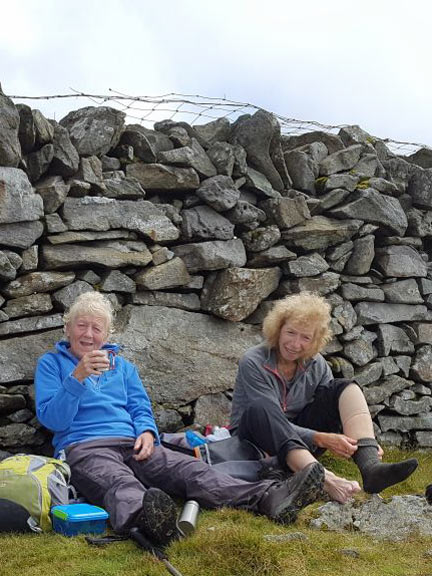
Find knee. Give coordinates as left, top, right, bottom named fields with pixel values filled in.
left=244, top=398, right=280, bottom=419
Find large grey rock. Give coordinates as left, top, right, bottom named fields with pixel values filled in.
left=316, top=173, right=359, bottom=193
left=35, top=175, right=69, bottom=214
left=131, top=291, right=200, bottom=312
left=279, top=272, right=340, bottom=297
left=0, top=313, right=64, bottom=337
left=406, top=207, right=432, bottom=237
left=376, top=324, right=414, bottom=356
left=411, top=345, right=432, bottom=382
left=242, top=225, right=281, bottom=252
left=260, top=196, right=310, bottom=230
left=247, top=245, right=296, bottom=268
left=344, top=235, right=375, bottom=275
left=172, top=239, right=247, bottom=273
left=99, top=271, right=136, bottom=293
left=407, top=168, right=432, bottom=208
left=0, top=329, right=63, bottom=384
left=329, top=189, right=408, bottom=236
left=381, top=279, right=423, bottom=304
left=135, top=257, right=190, bottom=290
left=52, top=280, right=94, bottom=309
left=0, top=252, right=16, bottom=281
left=225, top=200, right=266, bottom=225
left=281, top=216, right=363, bottom=251
left=0, top=221, right=44, bottom=249
left=284, top=150, right=316, bottom=194
left=382, top=157, right=412, bottom=193
left=196, top=175, right=240, bottom=212
left=62, top=197, right=179, bottom=243
left=332, top=301, right=357, bottom=332
left=207, top=142, right=235, bottom=176
left=375, top=246, right=427, bottom=278
left=390, top=395, right=432, bottom=416
left=26, top=143, right=54, bottom=182
left=194, top=392, right=231, bottom=427
left=340, top=283, right=384, bottom=302
left=2, top=271, right=75, bottom=298
left=115, top=305, right=261, bottom=404
left=0, top=92, right=21, bottom=167
left=0, top=394, right=26, bottom=416
left=407, top=148, right=432, bottom=169
left=379, top=414, right=432, bottom=432
left=181, top=205, right=234, bottom=241
left=50, top=121, right=80, bottom=177
left=283, top=253, right=329, bottom=277
left=120, top=124, right=173, bottom=162
left=244, top=168, right=279, bottom=198
left=3, top=294, right=53, bottom=319
left=0, top=423, right=44, bottom=447
left=32, top=109, right=54, bottom=147
left=126, top=163, right=200, bottom=191
left=410, top=322, right=432, bottom=345
left=47, top=230, right=134, bottom=245
left=194, top=118, right=231, bottom=147
left=230, top=110, right=284, bottom=191
left=364, top=375, right=414, bottom=404
left=103, top=172, right=146, bottom=199
left=201, top=267, right=281, bottom=321
left=354, top=363, right=383, bottom=386
left=0, top=168, right=43, bottom=224
left=158, top=138, right=216, bottom=178
left=355, top=302, right=426, bottom=325
left=42, top=241, right=153, bottom=270
left=60, top=106, right=125, bottom=156
left=311, top=188, right=350, bottom=215
left=281, top=131, right=344, bottom=155
left=319, top=144, right=362, bottom=176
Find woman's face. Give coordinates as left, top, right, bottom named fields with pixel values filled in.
left=278, top=319, right=316, bottom=363
left=65, top=314, right=109, bottom=359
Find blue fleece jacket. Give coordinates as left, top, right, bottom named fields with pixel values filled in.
left=35, top=341, right=159, bottom=457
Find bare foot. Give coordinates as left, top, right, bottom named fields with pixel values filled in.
left=324, top=469, right=361, bottom=503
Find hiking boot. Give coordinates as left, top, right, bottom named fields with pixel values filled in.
left=426, top=484, right=432, bottom=505
left=135, top=488, right=178, bottom=545
left=258, top=458, right=292, bottom=483
left=258, top=462, right=324, bottom=524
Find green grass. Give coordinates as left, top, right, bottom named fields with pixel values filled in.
left=1, top=448, right=432, bottom=576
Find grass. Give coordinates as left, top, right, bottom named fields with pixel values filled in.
left=1, top=448, right=432, bottom=576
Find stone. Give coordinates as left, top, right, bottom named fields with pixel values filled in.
left=207, top=142, right=235, bottom=176
left=97, top=270, right=136, bottom=293
left=180, top=205, right=234, bottom=241
left=135, top=257, right=190, bottom=290
left=281, top=131, right=344, bottom=155
left=101, top=156, right=121, bottom=171
left=0, top=314, right=64, bottom=337
left=327, top=241, right=353, bottom=261
left=415, top=431, right=432, bottom=446
left=343, top=337, right=375, bottom=367
left=0, top=91, right=21, bottom=167
left=406, top=207, right=432, bottom=237
left=395, top=356, right=412, bottom=378
left=260, top=196, right=310, bottom=230
left=20, top=246, right=38, bottom=272
left=279, top=272, right=340, bottom=297
left=411, top=345, right=432, bottom=382
left=341, top=283, right=384, bottom=302
left=131, top=291, right=200, bottom=312
left=35, top=175, right=69, bottom=214
left=2, top=271, right=75, bottom=298
left=410, top=323, right=432, bottom=345
left=230, top=110, right=284, bottom=191
left=0, top=252, right=16, bottom=281
left=0, top=220, right=43, bottom=250
left=244, top=168, right=279, bottom=198
left=153, top=408, right=183, bottom=433
left=225, top=201, right=266, bottom=225
left=375, top=246, right=427, bottom=278
left=62, top=197, right=179, bottom=243
left=201, top=267, right=281, bottom=321
left=50, top=121, right=80, bottom=177
left=158, top=138, right=216, bottom=179
left=353, top=154, right=378, bottom=178
left=311, top=188, right=349, bottom=214
left=316, top=173, right=359, bottom=193
left=32, top=109, right=54, bottom=147
left=319, top=144, right=362, bottom=176
left=354, top=363, right=383, bottom=386
left=194, top=393, right=231, bottom=427
left=284, top=150, right=316, bottom=194
left=194, top=118, right=231, bottom=147
left=120, top=124, right=173, bottom=162
left=75, top=156, right=104, bottom=190
left=379, top=356, right=400, bottom=376
left=172, top=239, right=247, bottom=273
left=0, top=394, right=26, bottom=415
left=60, top=106, right=125, bottom=156
left=376, top=324, right=414, bottom=356
left=379, top=414, right=432, bottom=432
left=42, top=241, right=153, bottom=270
left=407, top=148, right=432, bottom=169
left=114, top=305, right=261, bottom=404
left=329, top=189, right=408, bottom=236
left=364, top=375, right=414, bottom=404
left=76, top=270, right=101, bottom=285
left=390, top=395, right=432, bottom=416
left=0, top=168, right=43, bottom=224
left=381, top=279, right=423, bottom=304
left=47, top=230, right=134, bottom=245
left=3, top=294, right=53, bottom=319
left=283, top=252, right=329, bottom=277
left=195, top=175, right=240, bottom=212
left=344, top=235, right=375, bottom=275
left=355, top=302, right=426, bottom=325
left=281, top=216, right=362, bottom=251
left=247, top=245, right=296, bottom=268
left=52, top=281, right=94, bottom=309
left=242, top=225, right=281, bottom=252
left=407, top=168, right=432, bottom=209
left=26, top=143, right=54, bottom=182
left=126, top=163, right=200, bottom=191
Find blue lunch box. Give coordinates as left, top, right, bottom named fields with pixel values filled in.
left=51, top=503, right=109, bottom=536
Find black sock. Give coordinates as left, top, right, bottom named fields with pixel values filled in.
left=352, top=438, right=418, bottom=494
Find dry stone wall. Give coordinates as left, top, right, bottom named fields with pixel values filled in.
left=1, top=86, right=432, bottom=456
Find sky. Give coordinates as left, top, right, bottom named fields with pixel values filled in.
left=1, top=0, right=431, bottom=152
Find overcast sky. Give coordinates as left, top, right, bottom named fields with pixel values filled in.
left=1, top=0, right=431, bottom=150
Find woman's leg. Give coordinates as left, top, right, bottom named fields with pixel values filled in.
left=339, top=383, right=418, bottom=493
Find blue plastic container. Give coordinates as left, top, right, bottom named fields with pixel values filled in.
left=51, top=503, right=109, bottom=536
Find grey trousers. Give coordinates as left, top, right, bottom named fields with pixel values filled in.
left=66, top=437, right=272, bottom=532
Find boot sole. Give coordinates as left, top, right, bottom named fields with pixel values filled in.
left=273, top=462, right=325, bottom=524
left=138, top=487, right=178, bottom=544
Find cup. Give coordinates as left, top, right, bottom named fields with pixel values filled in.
left=100, top=350, right=114, bottom=371
left=177, top=500, right=199, bottom=536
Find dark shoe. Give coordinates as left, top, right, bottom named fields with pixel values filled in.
left=136, top=488, right=178, bottom=545
left=258, top=459, right=292, bottom=483
left=258, top=462, right=324, bottom=525
left=426, top=484, right=432, bottom=505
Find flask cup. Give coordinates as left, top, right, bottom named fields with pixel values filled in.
left=178, top=500, right=199, bottom=536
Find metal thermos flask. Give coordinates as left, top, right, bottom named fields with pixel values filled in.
left=178, top=500, right=200, bottom=536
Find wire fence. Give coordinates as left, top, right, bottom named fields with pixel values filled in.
left=10, top=89, right=430, bottom=157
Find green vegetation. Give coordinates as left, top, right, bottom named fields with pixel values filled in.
left=1, top=448, right=431, bottom=576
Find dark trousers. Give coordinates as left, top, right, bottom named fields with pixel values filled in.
left=66, top=438, right=272, bottom=532
left=237, top=380, right=352, bottom=468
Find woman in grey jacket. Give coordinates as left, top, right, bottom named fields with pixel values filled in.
left=230, top=292, right=418, bottom=503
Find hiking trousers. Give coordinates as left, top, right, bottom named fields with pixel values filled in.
left=66, top=438, right=272, bottom=532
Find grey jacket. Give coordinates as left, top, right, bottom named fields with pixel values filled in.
left=230, top=343, right=333, bottom=448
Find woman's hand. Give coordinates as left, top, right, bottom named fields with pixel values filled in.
left=133, top=431, right=155, bottom=461
left=73, top=350, right=110, bottom=382
left=314, top=432, right=358, bottom=458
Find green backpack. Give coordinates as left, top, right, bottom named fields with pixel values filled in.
left=0, top=454, right=71, bottom=532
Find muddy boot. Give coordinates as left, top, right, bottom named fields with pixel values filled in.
left=352, top=438, right=418, bottom=494
left=258, top=461, right=324, bottom=524
left=135, top=488, right=178, bottom=545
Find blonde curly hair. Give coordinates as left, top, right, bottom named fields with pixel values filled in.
left=63, top=291, right=114, bottom=337
left=262, top=292, right=332, bottom=359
